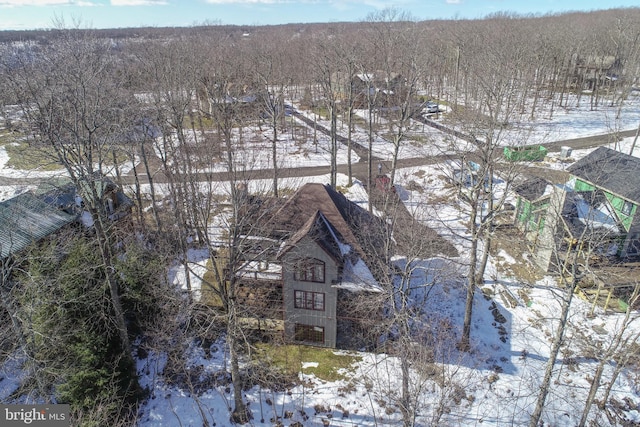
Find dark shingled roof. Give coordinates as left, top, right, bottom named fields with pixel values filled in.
left=277, top=210, right=344, bottom=262
left=0, top=192, right=77, bottom=258
left=568, top=147, right=640, bottom=203
left=270, top=183, right=370, bottom=258
left=513, top=177, right=553, bottom=202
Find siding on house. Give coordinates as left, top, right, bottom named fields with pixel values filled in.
left=516, top=198, right=548, bottom=234
left=573, top=179, right=596, bottom=192
left=281, top=234, right=339, bottom=348
left=573, top=176, right=638, bottom=253
left=603, top=192, right=636, bottom=232
left=514, top=148, right=640, bottom=271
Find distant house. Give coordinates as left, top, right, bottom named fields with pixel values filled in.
left=514, top=147, right=640, bottom=272
left=38, top=176, right=134, bottom=226
left=229, top=183, right=385, bottom=349
left=331, top=71, right=405, bottom=109
left=573, top=55, right=621, bottom=89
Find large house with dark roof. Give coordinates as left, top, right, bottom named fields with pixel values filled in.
left=232, top=183, right=385, bottom=349
left=513, top=147, right=640, bottom=272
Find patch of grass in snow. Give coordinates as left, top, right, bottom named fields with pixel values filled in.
left=407, top=134, right=432, bottom=146
left=200, top=258, right=223, bottom=307
left=185, top=115, right=215, bottom=130
left=0, top=131, right=21, bottom=145
left=350, top=115, right=368, bottom=128
left=311, top=106, right=330, bottom=120
left=255, top=344, right=362, bottom=383
left=5, top=143, right=63, bottom=171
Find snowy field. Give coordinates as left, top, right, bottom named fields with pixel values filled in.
left=1, top=93, right=640, bottom=426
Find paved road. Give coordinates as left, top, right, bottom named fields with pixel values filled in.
left=1, top=111, right=635, bottom=187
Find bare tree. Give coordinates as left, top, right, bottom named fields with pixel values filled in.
left=250, top=34, right=291, bottom=197
left=3, top=26, right=136, bottom=360
left=312, top=39, right=341, bottom=189
left=446, top=18, right=525, bottom=349
left=528, top=164, right=635, bottom=425
left=363, top=9, right=423, bottom=189
left=578, top=284, right=640, bottom=426
left=359, top=188, right=464, bottom=426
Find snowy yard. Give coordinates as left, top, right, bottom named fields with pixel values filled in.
left=133, top=169, right=640, bottom=426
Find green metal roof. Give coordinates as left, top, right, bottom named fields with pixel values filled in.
left=0, top=192, right=77, bottom=259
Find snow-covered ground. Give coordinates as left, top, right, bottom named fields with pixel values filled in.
left=2, top=93, right=640, bottom=426
left=133, top=171, right=640, bottom=427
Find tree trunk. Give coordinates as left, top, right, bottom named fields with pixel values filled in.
left=92, top=212, right=133, bottom=358
left=460, top=204, right=479, bottom=351
left=228, top=299, right=249, bottom=424
left=528, top=278, right=577, bottom=426
left=367, top=102, right=374, bottom=214
left=272, top=114, right=279, bottom=197
left=139, top=141, right=162, bottom=231
left=330, top=105, right=338, bottom=189
left=347, top=107, right=353, bottom=186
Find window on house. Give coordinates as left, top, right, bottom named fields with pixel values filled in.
left=294, top=324, right=324, bottom=343
left=294, top=259, right=325, bottom=283
left=294, top=290, right=325, bottom=311
left=622, top=201, right=633, bottom=216
left=628, top=234, right=640, bottom=255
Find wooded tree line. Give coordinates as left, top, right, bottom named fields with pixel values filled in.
left=0, top=7, right=639, bottom=426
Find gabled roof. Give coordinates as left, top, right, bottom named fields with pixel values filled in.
left=0, top=192, right=77, bottom=258
left=568, top=147, right=640, bottom=203
left=513, top=177, right=553, bottom=202
left=277, top=210, right=345, bottom=262
left=270, top=183, right=369, bottom=258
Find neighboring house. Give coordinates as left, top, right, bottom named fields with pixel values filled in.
left=232, top=183, right=385, bottom=349
left=0, top=192, right=77, bottom=259
left=513, top=177, right=554, bottom=251
left=514, top=147, right=640, bottom=273
left=330, top=71, right=404, bottom=109
left=573, top=55, right=621, bottom=89
left=0, top=176, right=132, bottom=260
left=38, top=176, right=134, bottom=225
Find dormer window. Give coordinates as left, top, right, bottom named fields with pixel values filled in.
left=622, top=201, right=633, bottom=216
left=295, top=258, right=325, bottom=283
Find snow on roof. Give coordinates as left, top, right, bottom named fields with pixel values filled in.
left=335, top=257, right=382, bottom=293
left=236, top=260, right=282, bottom=281
left=318, top=211, right=351, bottom=256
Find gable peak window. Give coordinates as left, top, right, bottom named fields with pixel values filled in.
left=295, top=258, right=325, bottom=283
